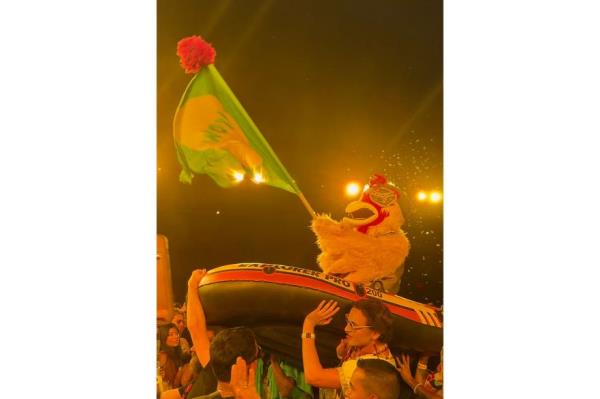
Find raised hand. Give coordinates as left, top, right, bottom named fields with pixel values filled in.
left=304, top=299, right=340, bottom=328
left=188, top=268, right=208, bottom=289
left=230, top=356, right=259, bottom=399
left=396, top=353, right=415, bottom=385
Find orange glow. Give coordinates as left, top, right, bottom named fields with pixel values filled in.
left=345, top=182, right=361, bottom=197
left=430, top=191, right=442, bottom=203
left=233, top=171, right=245, bottom=182
left=252, top=172, right=265, bottom=184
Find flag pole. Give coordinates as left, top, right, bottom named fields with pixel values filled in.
left=298, top=192, right=316, bottom=218
left=174, top=37, right=318, bottom=221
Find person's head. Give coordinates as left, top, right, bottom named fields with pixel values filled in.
left=158, top=323, right=181, bottom=348
left=171, top=311, right=186, bottom=333
left=157, top=309, right=170, bottom=326
left=210, top=327, right=261, bottom=383
left=344, top=298, right=393, bottom=347
left=347, top=359, right=401, bottom=399
left=206, top=326, right=224, bottom=343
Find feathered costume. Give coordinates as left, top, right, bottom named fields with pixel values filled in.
left=311, top=174, right=410, bottom=292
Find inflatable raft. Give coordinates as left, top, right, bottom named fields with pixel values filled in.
left=199, top=263, right=442, bottom=368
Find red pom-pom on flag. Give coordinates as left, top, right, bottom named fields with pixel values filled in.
left=176, top=35, right=216, bottom=74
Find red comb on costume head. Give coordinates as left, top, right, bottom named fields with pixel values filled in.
left=369, top=174, right=388, bottom=187
left=361, top=174, right=400, bottom=206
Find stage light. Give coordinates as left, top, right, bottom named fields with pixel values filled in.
left=346, top=182, right=361, bottom=197
left=430, top=191, right=442, bottom=203
left=417, top=191, right=428, bottom=201
left=252, top=172, right=265, bottom=184
left=233, top=171, right=245, bottom=182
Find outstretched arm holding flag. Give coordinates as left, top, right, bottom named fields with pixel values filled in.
left=173, top=35, right=315, bottom=217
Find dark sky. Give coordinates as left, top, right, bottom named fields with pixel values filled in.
left=158, top=0, right=443, bottom=305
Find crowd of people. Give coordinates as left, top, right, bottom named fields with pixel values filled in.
left=157, top=269, right=443, bottom=399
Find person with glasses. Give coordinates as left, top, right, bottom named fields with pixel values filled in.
left=301, top=298, right=396, bottom=399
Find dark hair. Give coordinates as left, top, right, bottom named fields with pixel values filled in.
left=158, top=323, right=184, bottom=364
left=352, top=298, right=393, bottom=343
left=210, top=327, right=257, bottom=382
left=157, top=323, right=186, bottom=387
left=356, top=359, right=401, bottom=399
left=208, top=325, right=226, bottom=336
left=159, top=323, right=179, bottom=344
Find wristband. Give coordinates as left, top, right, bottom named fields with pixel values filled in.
left=413, top=383, right=423, bottom=394
left=301, top=332, right=315, bottom=339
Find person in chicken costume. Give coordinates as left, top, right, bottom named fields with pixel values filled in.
left=311, top=174, right=410, bottom=293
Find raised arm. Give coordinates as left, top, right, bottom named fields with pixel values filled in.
left=301, top=300, right=341, bottom=389
left=413, top=353, right=432, bottom=384
left=187, top=269, right=210, bottom=367
left=230, top=356, right=260, bottom=399
left=269, top=354, right=296, bottom=398
left=397, top=354, right=442, bottom=398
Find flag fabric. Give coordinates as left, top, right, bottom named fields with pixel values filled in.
left=173, top=39, right=300, bottom=195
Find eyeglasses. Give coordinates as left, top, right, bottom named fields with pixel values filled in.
left=168, top=332, right=180, bottom=337
left=345, top=314, right=372, bottom=331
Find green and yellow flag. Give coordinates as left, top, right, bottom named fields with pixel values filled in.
left=173, top=38, right=300, bottom=195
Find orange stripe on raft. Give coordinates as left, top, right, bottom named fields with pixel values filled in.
left=201, top=270, right=423, bottom=324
